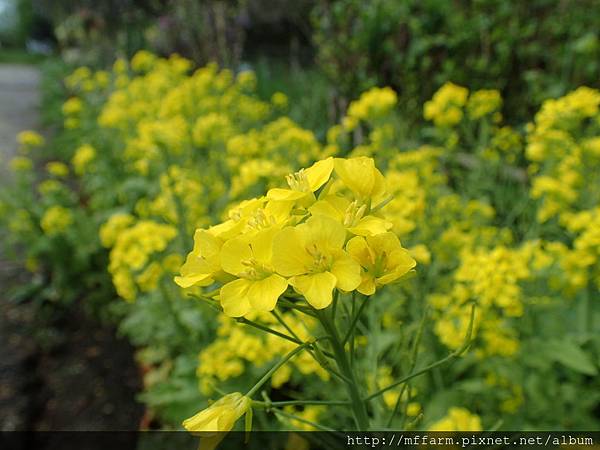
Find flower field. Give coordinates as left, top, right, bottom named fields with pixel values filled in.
left=1, top=48, right=599, bottom=436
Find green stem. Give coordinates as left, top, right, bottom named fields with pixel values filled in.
left=342, top=294, right=369, bottom=345
left=246, top=343, right=309, bottom=398
left=387, top=306, right=429, bottom=427
left=253, top=399, right=350, bottom=408
left=316, top=308, right=370, bottom=430
left=271, top=310, right=301, bottom=342
left=237, top=317, right=304, bottom=346
left=365, top=304, right=475, bottom=402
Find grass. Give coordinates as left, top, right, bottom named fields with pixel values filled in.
left=0, top=47, right=48, bottom=64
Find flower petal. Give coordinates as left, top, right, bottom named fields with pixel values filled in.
left=219, top=279, right=252, bottom=317
left=272, top=227, right=312, bottom=276
left=348, top=215, right=392, bottom=236
left=267, top=188, right=308, bottom=201
left=290, top=272, right=337, bottom=309
left=220, top=237, right=251, bottom=275
left=247, top=274, right=288, bottom=311
left=305, top=157, right=334, bottom=191
left=330, top=253, right=362, bottom=291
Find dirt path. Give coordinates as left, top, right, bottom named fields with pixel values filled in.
left=0, top=63, right=143, bottom=433
left=0, top=64, right=41, bottom=177
left=0, top=63, right=42, bottom=431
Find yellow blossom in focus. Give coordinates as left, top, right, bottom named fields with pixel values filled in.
left=175, top=229, right=224, bottom=288
left=273, top=215, right=361, bottom=309
left=219, top=227, right=288, bottom=317
left=347, top=232, right=416, bottom=295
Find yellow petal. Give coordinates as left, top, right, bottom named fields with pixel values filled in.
left=250, top=227, right=277, bottom=264
left=290, top=272, right=337, bottom=309
left=348, top=215, right=392, bottom=236
left=378, top=249, right=416, bottom=285
left=298, top=214, right=346, bottom=250
left=267, top=188, right=308, bottom=201
left=334, top=157, right=376, bottom=198
left=175, top=229, right=222, bottom=287
left=247, top=274, right=288, bottom=311
left=272, top=227, right=312, bottom=276
left=174, top=273, right=214, bottom=288
left=308, top=198, right=343, bottom=221
left=182, top=407, right=221, bottom=432
left=330, top=252, right=362, bottom=291
left=346, top=236, right=373, bottom=268
left=220, top=236, right=251, bottom=275
left=219, top=279, right=252, bottom=317
left=357, top=275, right=376, bottom=296
left=305, top=157, right=334, bottom=191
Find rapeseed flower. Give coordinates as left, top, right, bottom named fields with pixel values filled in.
left=183, top=393, right=251, bottom=450
left=219, top=227, right=288, bottom=316
left=347, top=232, right=416, bottom=295
left=273, top=215, right=361, bottom=308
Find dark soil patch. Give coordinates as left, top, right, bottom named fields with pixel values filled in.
left=0, top=296, right=143, bottom=432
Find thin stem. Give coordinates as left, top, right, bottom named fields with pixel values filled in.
left=342, top=294, right=370, bottom=346
left=253, top=399, right=350, bottom=408
left=270, top=310, right=301, bottom=342
left=365, top=304, right=475, bottom=402
left=331, top=290, right=339, bottom=322
left=316, top=309, right=370, bottom=430
left=246, top=343, right=309, bottom=398
left=278, top=297, right=316, bottom=316
left=387, top=306, right=429, bottom=427
left=237, top=317, right=304, bottom=346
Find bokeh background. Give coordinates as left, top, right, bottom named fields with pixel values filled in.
left=1, top=0, right=599, bottom=435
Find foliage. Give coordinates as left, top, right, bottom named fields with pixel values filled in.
left=312, top=0, right=600, bottom=123
left=1, top=52, right=599, bottom=434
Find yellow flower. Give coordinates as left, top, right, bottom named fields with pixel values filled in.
left=17, top=130, right=44, bottom=148
left=219, top=227, right=288, bottom=317
left=62, top=97, right=83, bottom=116
left=40, top=206, right=73, bottom=236
left=175, top=229, right=224, bottom=288
left=273, top=215, right=361, bottom=309
left=183, top=393, right=251, bottom=450
left=334, top=157, right=387, bottom=204
left=309, top=195, right=392, bottom=236
left=72, top=144, right=96, bottom=175
left=46, top=161, right=69, bottom=178
left=429, top=407, right=482, bottom=431
left=347, top=232, right=416, bottom=295
left=424, top=82, right=468, bottom=127
left=267, top=157, right=334, bottom=202
left=10, top=156, right=33, bottom=172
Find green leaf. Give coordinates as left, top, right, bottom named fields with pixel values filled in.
left=545, top=339, right=598, bottom=376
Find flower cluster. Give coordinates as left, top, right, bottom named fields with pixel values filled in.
left=176, top=156, right=416, bottom=315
